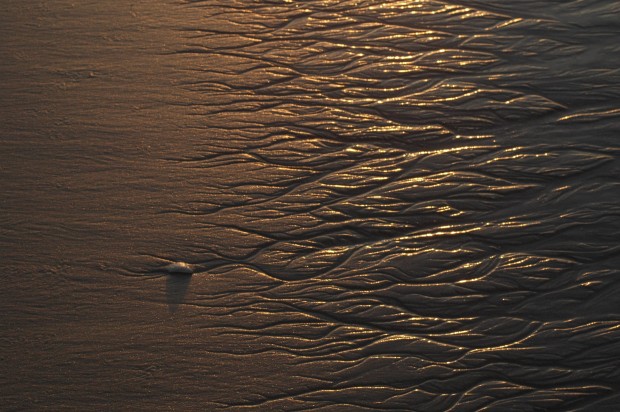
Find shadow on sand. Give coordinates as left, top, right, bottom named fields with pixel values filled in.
left=166, top=274, right=192, bottom=313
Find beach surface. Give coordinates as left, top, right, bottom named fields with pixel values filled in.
left=1, top=1, right=619, bottom=410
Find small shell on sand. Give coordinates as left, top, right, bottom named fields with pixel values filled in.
left=164, top=262, right=193, bottom=275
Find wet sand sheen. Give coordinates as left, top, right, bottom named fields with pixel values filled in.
left=1, top=0, right=619, bottom=410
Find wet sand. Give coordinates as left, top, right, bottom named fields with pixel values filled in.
left=1, top=0, right=620, bottom=410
